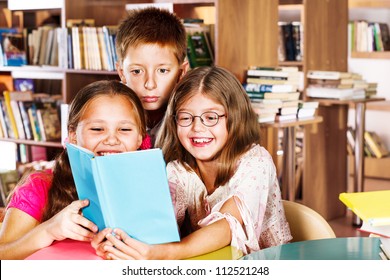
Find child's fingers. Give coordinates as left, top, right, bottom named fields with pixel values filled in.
left=105, top=233, right=143, bottom=259
left=91, top=228, right=112, bottom=248
left=68, top=199, right=90, bottom=213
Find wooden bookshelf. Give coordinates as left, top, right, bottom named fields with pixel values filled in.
left=300, top=0, right=349, bottom=220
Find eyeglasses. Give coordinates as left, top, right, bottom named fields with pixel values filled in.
left=175, top=111, right=226, bottom=127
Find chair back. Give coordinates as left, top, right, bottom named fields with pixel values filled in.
left=283, top=200, right=336, bottom=242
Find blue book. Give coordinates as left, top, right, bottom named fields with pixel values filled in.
left=66, top=143, right=180, bottom=244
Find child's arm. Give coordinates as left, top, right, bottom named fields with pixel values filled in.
left=92, top=196, right=242, bottom=260
left=0, top=199, right=98, bottom=260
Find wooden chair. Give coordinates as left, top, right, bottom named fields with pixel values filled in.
left=283, top=200, right=336, bottom=242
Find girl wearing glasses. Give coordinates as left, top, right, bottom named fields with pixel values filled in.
left=92, top=66, right=292, bottom=259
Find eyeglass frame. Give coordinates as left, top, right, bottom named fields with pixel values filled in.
left=174, top=111, right=226, bottom=127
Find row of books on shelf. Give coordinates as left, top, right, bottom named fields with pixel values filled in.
left=0, top=21, right=118, bottom=71
left=306, top=70, right=378, bottom=100
left=278, top=21, right=303, bottom=62
left=0, top=18, right=214, bottom=71
left=0, top=90, right=62, bottom=142
left=347, top=127, right=389, bottom=159
left=349, top=20, right=390, bottom=52
left=339, top=190, right=390, bottom=260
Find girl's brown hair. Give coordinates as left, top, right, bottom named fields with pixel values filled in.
left=41, top=80, right=146, bottom=221
left=156, top=66, right=261, bottom=187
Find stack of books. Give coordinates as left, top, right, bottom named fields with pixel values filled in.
left=244, top=66, right=303, bottom=123
left=306, top=70, right=373, bottom=100
left=339, top=190, right=390, bottom=260
left=297, top=101, right=319, bottom=119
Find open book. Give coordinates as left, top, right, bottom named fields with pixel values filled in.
left=66, top=143, right=180, bottom=244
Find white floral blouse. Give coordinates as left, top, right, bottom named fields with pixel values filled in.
left=167, top=144, right=292, bottom=255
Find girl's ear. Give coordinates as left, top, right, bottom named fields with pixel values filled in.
left=68, top=131, right=77, bottom=144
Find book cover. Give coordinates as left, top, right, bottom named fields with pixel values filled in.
left=13, top=78, right=35, bottom=92
left=39, top=104, right=61, bottom=141
left=3, top=91, right=19, bottom=139
left=380, top=237, right=390, bottom=260
left=359, top=220, right=390, bottom=238
left=307, top=70, right=352, bottom=80
left=0, top=100, right=11, bottom=138
left=27, top=104, right=42, bottom=141
left=66, top=143, right=180, bottom=244
left=186, top=31, right=213, bottom=68
left=339, top=190, right=390, bottom=226
left=18, top=101, right=32, bottom=140
left=364, top=131, right=389, bottom=159
left=252, top=84, right=298, bottom=93
left=306, top=86, right=355, bottom=100
left=1, top=32, right=27, bottom=66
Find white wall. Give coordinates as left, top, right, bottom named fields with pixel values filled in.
left=348, top=8, right=390, bottom=150
left=348, top=58, right=390, bottom=150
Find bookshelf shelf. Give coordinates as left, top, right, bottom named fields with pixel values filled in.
left=349, top=0, right=390, bottom=8
left=0, top=138, right=63, bottom=148
left=278, top=61, right=303, bottom=67
left=350, top=52, right=390, bottom=59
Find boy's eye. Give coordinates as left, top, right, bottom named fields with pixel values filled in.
left=131, top=69, right=142, bottom=75
left=158, top=68, right=169, bottom=74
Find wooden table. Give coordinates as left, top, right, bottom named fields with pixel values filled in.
left=261, top=116, right=323, bottom=201
left=310, top=97, right=385, bottom=224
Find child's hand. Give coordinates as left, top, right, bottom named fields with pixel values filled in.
left=94, top=228, right=157, bottom=260
left=91, top=228, right=114, bottom=259
left=41, top=199, right=98, bottom=245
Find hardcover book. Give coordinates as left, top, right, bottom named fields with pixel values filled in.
left=364, top=131, right=389, bottom=159
left=339, top=190, right=390, bottom=226
left=186, top=31, right=213, bottom=68
left=66, top=144, right=180, bottom=244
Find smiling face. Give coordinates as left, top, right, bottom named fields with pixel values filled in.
left=69, top=95, right=143, bottom=156
left=117, top=43, right=188, bottom=113
left=176, top=92, right=228, bottom=164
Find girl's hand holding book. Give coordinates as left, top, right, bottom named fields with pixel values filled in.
left=41, top=199, right=98, bottom=246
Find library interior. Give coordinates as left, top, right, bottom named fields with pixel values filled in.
left=0, top=0, right=389, bottom=260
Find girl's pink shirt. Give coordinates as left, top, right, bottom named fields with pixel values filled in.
left=7, top=170, right=53, bottom=222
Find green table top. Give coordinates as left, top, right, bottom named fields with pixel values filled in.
left=241, top=237, right=382, bottom=260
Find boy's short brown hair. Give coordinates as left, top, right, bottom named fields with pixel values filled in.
left=116, top=7, right=187, bottom=64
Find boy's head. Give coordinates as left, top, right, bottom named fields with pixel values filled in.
left=116, top=7, right=189, bottom=117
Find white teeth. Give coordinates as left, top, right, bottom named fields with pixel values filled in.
left=193, top=138, right=211, bottom=143
left=100, top=152, right=119, bottom=156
